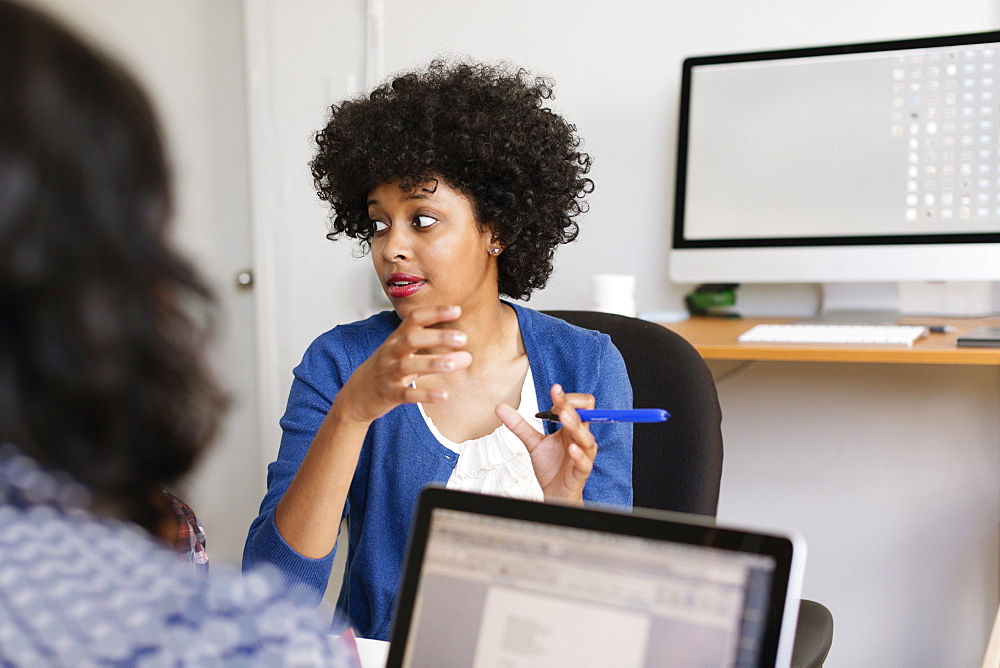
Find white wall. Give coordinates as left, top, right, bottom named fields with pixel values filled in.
left=710, top=359, right=1000, bottom=666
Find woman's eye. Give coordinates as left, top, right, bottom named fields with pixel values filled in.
left=415, top=215, right=437, bottom=228
left=372, top=219, right=388, bottom=233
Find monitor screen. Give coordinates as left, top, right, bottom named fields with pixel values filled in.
left=671, top=31, right=1000, bottom=285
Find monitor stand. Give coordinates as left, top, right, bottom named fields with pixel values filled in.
left=807, top=282, right=902, bottom=324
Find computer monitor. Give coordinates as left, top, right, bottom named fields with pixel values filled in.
left=671, top=31, right=1000, bottom=319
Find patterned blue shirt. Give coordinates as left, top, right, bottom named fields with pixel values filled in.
left=0, top=447, right=348, bottom=666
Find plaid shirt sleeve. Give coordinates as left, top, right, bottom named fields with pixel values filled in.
left=164, top=491, right=209, bottom=574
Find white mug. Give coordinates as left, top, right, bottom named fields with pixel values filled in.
left=591, top=274, right=636, bottom=317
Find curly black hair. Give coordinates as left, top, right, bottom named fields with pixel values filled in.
left=311, top=59, right=594, bottom=300
left=0, top=1, right=226, bottom=532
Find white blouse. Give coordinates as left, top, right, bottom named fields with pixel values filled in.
left=417, top=365, right=545, bottom=501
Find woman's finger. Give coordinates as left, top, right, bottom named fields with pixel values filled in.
left=398, top=385, right=450, bottom=405
left=561, top=423, right=597, bottom=459
left=496, top=403, right=543, bottom=453
left=555, top=402, right=597, bottom=456
left=560, top=392, right=596, bottom=410
left=393, top=351, right=472, bottom=377
left=548, top=385, right=595, bottom=413
left=568, top=443, right=595, bottom=474
left=392, top=326, right=468, bottom=354
left=565, top=444, right=594, bottom=494
left=548, top=386, right=597, bottom=458
left=404, top=304, right=463, bottom=328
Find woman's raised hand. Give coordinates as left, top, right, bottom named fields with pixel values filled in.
left=496, top=384, right=597, bottom=502
left=332, top=305, right=471, bottom=424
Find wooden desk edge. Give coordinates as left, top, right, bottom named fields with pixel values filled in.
left=657, top=317, right=1000, bottom=366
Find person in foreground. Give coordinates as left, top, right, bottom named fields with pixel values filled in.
left=243, top=59, right=633, bottom=640
left=0, top=2, right=344, bottom=663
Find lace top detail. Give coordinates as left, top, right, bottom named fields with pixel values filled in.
left=417, top=365, right=544, bottom=501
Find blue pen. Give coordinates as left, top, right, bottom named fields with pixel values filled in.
left=534, top=409, right=670, bottom=423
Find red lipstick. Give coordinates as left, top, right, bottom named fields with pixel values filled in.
left=386, top=272, right=426, bottom=298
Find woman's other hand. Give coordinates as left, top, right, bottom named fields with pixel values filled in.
left=496, top=384, right=597, bottom=502
left=332, top=305, right=471, bottom=425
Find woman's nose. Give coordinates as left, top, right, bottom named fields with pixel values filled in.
left=380, top=224, right=410, bottom=261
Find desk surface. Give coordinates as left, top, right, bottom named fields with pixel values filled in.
left=355, top=638, right=388, bottom=668
left=660, top=316, right=1000, bottom=365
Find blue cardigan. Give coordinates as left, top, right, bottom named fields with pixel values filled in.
left=243, top=303, right=633, bottom=640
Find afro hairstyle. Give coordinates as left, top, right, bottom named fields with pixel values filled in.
left=310, top=59, right=594, bottom=300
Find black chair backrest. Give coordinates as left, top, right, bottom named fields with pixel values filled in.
left=545, top=312, right=832, bottom=663
left=543, top=311, right=723, bottom=517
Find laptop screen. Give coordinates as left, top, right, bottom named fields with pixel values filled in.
left=388, top=489, right=804, bottom=668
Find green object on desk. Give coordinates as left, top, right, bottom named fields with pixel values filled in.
left=685, top=283, right=740, bottom=317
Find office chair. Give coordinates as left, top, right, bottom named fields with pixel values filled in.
left=543, top=310, right=834, bottom=667
left=543, top=310, right=723, bottom=515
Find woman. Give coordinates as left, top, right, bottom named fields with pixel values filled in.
left=244, top=60, right=633, bottom=640
left=0, top=1, right=340, bottom=663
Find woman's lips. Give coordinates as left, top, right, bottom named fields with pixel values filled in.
left=386, top=273, right=426, bottom=298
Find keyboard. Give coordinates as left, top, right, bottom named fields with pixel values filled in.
left=738, top=323, right=928, bottom=346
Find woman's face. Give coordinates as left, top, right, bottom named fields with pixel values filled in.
left=367, top=179, right=499, bottom=320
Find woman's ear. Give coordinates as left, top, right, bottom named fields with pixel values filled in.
left=482, top=224, right=503, bottom=255
left=487, top=231, right=504, bottom=256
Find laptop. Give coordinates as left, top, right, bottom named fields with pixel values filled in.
left=386, top=487, right=805, bottom=668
